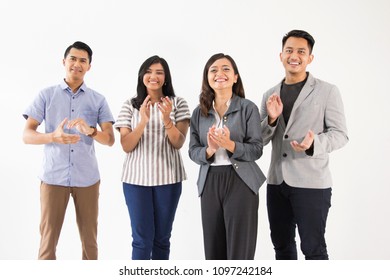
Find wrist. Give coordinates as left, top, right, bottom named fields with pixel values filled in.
left=164, top=120, right=173, bottom=129
left=268, top=116, right=277, bottom=127
left=86, top=126, right=97, bottom=137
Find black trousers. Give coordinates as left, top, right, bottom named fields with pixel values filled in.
left=267, top=182, right=332, bottom=260
left=201, top=165, right=259, bottom=260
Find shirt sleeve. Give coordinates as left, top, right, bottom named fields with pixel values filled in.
left=174, top=96, right=191, bottom=123
left=98, top=97, right=115, bottom=125
left=22, top=90, right=46, bottom=123
left=114, top=99, right=133, bottom=131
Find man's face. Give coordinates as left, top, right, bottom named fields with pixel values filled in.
left=63, top=48, right=91, bottom=81
left=280, top=37, right=313, bottom=76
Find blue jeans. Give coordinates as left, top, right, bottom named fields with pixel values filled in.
left=123, top=182, right=182, bottom=260
left=267, top=182, right=332, bottom=260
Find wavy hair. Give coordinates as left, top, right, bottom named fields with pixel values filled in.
left=199, top=53, right=245, bottom=116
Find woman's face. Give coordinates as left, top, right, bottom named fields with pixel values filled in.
left=143, top=63, right=165, bottom=93
left=207, top=58, right=238, bottom=93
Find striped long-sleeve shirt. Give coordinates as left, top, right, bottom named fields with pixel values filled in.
left=115, top=96, right=191, bottom=186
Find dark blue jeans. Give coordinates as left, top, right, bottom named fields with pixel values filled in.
left=267, top=182, right=331, bottom=260
left=123, top=182, right=182, bottom=260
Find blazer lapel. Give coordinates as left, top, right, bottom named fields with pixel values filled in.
left=285, top=73, right=315, bottom=131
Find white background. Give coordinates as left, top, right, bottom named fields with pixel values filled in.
left=0, top=0, right=389, bottom=261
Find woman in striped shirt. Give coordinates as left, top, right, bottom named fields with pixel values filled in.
left=115, top=55, right=191, bottom=260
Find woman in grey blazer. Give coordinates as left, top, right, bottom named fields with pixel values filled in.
left=189, top=53, right=266, bottom=260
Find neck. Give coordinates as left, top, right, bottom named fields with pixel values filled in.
left=284, top=72, right=307, bottom=85
left=147, top=90, right=164, bottom=104
left=65, top=78, right=83, bottom=93
left=214, top=91, right=233, bottom=106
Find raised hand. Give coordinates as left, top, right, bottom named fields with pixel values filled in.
left=158, top=96, right=173, bottom=126
left=140, top=95, right=151, bottom=124
left=267, top=94, right=283, bottom=124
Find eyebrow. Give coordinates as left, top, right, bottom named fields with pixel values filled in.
left=210, top=65, right=231, bottom=68
left=285, top=47, right=307, bottom=51
left=69, top=55, right=88, bottom=61
left=147, top=67, right=164, bottom=72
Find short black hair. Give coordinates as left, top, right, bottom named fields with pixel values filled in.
left=64, top=41, right=93, bottom=63
left=282, top=30, right=315, bottom=54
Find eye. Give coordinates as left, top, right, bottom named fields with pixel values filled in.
left=298, top=50, right=306, bottom=55
left=209, top=69, right=217, bottom=73
left=222, top=67, right=231, bottom=72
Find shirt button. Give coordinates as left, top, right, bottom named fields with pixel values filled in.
left=71, top=149, right=74, bottom=152
left=284, top=134, right=289, bottom=139
left=282, top=153, right=287, bottom=157
left=72, top=109, right=74, bottom=112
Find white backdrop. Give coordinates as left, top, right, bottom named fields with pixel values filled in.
left=0, top=0, right=389, bottom=260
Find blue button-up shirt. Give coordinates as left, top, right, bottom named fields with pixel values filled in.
left=23, top=80, right=114, bottom=187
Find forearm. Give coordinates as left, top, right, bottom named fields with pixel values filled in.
left=23, top=129, right=53, bottom=145
left=93, top=130, right=115, bottom=146
left=120, top=124, right=146, bottom=153
left=166, top=128, right=186, bottom=149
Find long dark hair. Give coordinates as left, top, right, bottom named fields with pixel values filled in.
left=131, top=55, right=175, bottom=110
left=199, top=53, right=245, bottom=116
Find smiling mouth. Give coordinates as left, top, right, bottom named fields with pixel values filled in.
left=288, top=61, right=301, bottom=66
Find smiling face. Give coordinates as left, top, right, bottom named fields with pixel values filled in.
left=143, top=63, right=165, bottom=95
left=63, top=48, right=91, bottom=83
left=280, top=36, right=314, bottom=83
left=207, top=58, right=238, bottom=94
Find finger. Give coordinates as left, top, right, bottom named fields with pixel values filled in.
left=143, top=95, right=151, bottom=105
left=222, top=125, right=229, bottom=135
left=67, top=118, right=81, bottom=128
left=59, top=118, right=68, bottom=129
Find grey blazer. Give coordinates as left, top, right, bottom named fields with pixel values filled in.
left=260, top=73, right=348, bottom=189
left=189, top=94, right=266, bottom=196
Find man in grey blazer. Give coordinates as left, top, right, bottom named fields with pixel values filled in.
left=260, top=30, right=348, bottom=260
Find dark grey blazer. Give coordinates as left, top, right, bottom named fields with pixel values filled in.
left=189, top=94, right=266, bottom=196
left=260, top=73, right=349, bottom=188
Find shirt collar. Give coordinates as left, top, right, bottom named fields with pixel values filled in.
left=60, top=79, right=87, bottom=94
left=212, top=96, right=232, bottom=111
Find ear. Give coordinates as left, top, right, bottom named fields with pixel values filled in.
left=279, top=52, right=283, bottom=62
left=234, top=74, right=238, bottom=83
left=62, top=58, right=66, bottom=66
left=308, top=54, right=314, bottom=64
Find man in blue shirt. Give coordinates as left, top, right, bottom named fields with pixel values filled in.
left=23, top=41, right=115, bottom=260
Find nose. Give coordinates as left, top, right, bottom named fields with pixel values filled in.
left=289, top=51, right=298, bottom=59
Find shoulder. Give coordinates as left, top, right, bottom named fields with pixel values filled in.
left=263, top=80, right=282, bottom=97
left=190, top=105, right=201, bottom=118
left=309, top=73, right=337, bottom=90
left=120, top=98, right=135, bottom=111
left=85, top=87, right=107, bottom=100
left=39, top=84, right=61, bottom=96
left=235, top=95, right=259, bottom=111
left=173, top=96, right=189, bottom=107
